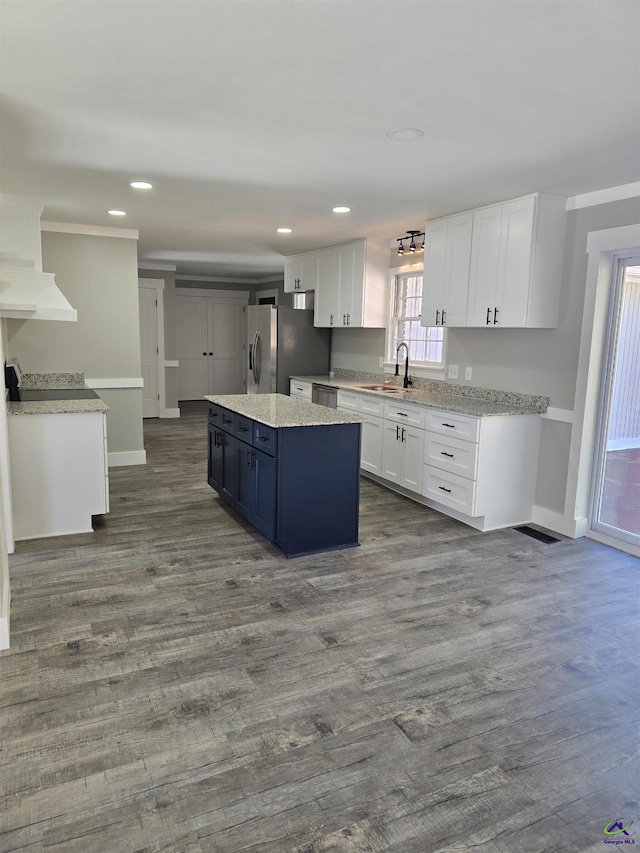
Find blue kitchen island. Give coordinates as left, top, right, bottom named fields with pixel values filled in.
left=205, top=393, right=363, bottom=557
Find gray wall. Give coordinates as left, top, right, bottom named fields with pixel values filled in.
left=8, top=231, right=144, bottom=456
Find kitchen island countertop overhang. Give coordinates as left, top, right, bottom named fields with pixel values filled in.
left=204, top=393, right=364, bottom=428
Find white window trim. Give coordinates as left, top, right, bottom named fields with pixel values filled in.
left=384, top=263, right=446, bottom=378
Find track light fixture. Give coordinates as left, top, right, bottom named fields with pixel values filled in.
left=396, top=230, right=425, bottom=256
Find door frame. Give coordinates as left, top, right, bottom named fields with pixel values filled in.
left=588, top=251, right=640, bottom=556
left=564, top=223, right=640, bottom=545
left=138, top=278, right=171, bottom=418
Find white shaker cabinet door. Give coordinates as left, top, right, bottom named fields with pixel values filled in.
left=494, top=195, right=536, bottom=327
left=360, top=414, right=384, bottom=475
left=314, top=249, right=339, bottom=327
left=421, top=219, right=448, bottom=327
left=467, top=205, right=503, bottom=327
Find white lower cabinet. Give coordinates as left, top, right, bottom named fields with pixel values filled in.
left=360, top=414, right=384, bottom=475
left=381, top=421, right=424, bottom=491
left=338, top=389, right=541, bottom=532
left=337, top=389, right=385, bottom=475
left=8, top=411, right=109, bottom=541
left=422, top=409, right=541, bottom=530
left=289, top=379, right=312, bottom=400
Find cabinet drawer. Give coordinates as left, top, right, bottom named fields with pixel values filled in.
left=423, top=465, right=476, bottom=516
left=424, top=409, right=480, bottom=442
left=254, top=423, right=278, bottom=457
left=424, top=431, right=478, bottom=479
left=384, top=399, right=426, bottom=429
left=290, top=380, right=312, bottom=400
left=359, top=395, right=385, bottom=417
left=337, top=389, right=385, bottom=417
left=208, top=404, right=221, bottom=425
left=336, top=390, right=360, bottom=411
left=220, top=408, right=235, bottom=433
left=235, top=415, right=254, bottom=445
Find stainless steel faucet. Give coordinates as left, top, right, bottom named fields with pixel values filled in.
left=395, top=342, right=412, bottom=389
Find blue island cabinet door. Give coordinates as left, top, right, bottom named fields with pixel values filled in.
left=253, top=448, right=276, bottom=540
left=208, top=423, right=222, bottom=491
left=234, top=441, right=254, bottom=521
left=275, top=423, right=361, bottom=557
left=220, top=431, right=235, bottom=503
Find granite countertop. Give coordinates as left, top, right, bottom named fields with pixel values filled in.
left=205, top=394, right=364, bottom=428
left=7, top=398, right=109, bottom=416
left=6, top=372, right=109, bottom=416
left=289, top=375, right=547, bottom=417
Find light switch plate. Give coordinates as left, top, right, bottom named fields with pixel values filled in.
left=448, top=364, right=458, bottom=379
left=465, top=367, right=473, bottom=381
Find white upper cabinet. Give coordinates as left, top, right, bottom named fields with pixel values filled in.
left=467, top=193, right=566, bottom=327
left=284, top=253, right=319, bottom=293
left=314, top=238, right=388, bottom=328
left=422, top=193, right=566, bottom=329
left=421, top=212, right=472, bottom=328
left=314, top=248, right=339, bottom=326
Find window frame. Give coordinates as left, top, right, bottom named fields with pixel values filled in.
left=384, top=265, right=446, bottom=378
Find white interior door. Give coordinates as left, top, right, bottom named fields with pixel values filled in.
left=208, top=301, right=246, bottom=395
left=175, top=295, right=208, bottom=400
left=138, top=286, right=159, bottom=417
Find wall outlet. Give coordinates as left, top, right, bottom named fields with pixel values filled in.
left=448, top=364, right=458, bottom=380
left=465, top=366, right=473, bottom=381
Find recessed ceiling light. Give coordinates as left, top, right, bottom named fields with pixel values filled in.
left=277, top=227, right=292, bottom=233
left=130, top=181, right=152, bottom=189
left=385, top=127, right=424, bottom=141
left=108, top=209, right=127, bottom=216
left=332, top=206, right=350, bottom=213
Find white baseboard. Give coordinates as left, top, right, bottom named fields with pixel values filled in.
left=161, top=408, right=181, bottom=419
left=108, top=450, right=146, bottom=467
left=0, top=618, right=9, bottom=650
left=531, top=505, right=588, bottom=538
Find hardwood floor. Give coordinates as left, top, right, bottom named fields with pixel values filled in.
left=2, top=401, right=639, bottom=853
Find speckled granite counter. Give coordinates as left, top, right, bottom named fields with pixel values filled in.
left=6, top=372, right=109, bottom=415
left=205, top=393, right=363, bottom=427
left=290, top=374, right=547, bottom=417
left=7, top=398, right=109, bottom=416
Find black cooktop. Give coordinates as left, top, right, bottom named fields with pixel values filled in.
left=19, top=388, right=100, bottom=401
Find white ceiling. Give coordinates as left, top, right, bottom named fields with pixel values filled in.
left=1, top=0, right=639, bottom=281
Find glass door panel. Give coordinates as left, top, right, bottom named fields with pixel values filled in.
left=591, top=259, right=640, bottom=554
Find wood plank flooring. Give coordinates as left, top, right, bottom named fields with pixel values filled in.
left=2, top=401, right=639, bottom=853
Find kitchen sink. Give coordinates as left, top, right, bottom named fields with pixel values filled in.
left=358, top=384, right=402, bottom=393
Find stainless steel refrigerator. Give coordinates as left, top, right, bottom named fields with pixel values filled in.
left=246, top=306, right=330, bottom=394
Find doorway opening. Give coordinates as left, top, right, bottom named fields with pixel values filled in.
left=590, top=257, right=640, bottom=554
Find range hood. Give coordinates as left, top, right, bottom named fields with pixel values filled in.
left=0, top=195, right=77, bottom=321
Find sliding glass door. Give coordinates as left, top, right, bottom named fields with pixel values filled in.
left=590, top=255, right=640, bottom=555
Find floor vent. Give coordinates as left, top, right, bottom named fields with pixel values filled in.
left=514, top=525, right=560, bottom=544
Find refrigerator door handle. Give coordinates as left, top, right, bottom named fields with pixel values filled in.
left=254, top=331, right=261, bottom=384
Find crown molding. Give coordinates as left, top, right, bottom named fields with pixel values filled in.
left=566, top=182, right=640, bottom=211
left=41, top=221, right=139, bottom=239
left=139, top=262, right=177, bottom=271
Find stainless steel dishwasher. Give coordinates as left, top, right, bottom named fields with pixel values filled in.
left=312, top=383, right=337, bottom=409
